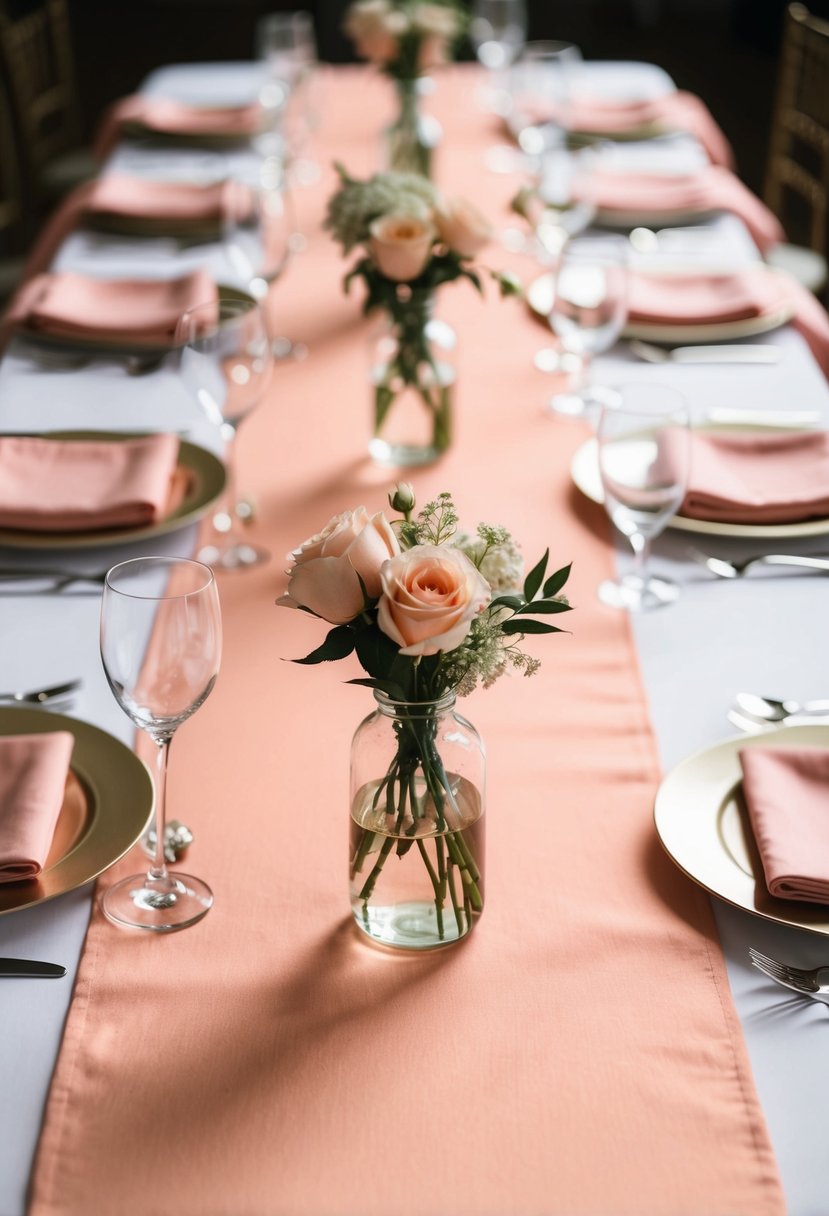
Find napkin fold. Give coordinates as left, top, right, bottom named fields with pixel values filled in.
left=94, top=95, right=265, bottom=161
left=0, top=732, right=75, bottom=883
left=573, top=167, right=784, bottom=254
left=0, top=433, right=184, bottom=532
left=567, top=91, right=734, bottom=167
left=2, top=268, right=218, bottom=347
left=739, top=745, right=829, bottom=903
left=21, top=174, right=253, bottom=279
left=668, top=429, right=829, bottom=524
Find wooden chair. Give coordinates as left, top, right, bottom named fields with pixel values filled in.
left=764, top=2, right=829, bottom=294
left=0, top=0, right=96, bottom=210
left=0, top=67, right=28, bottom=302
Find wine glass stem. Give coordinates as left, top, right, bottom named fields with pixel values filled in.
left=216, top=423, right=242, bottom=540
left=631, top=533, right=651, bottom=583
left=148, top=734, right=174, bottom=883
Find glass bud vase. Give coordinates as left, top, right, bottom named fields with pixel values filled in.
left=368, top=288, right=456, bottom=468
left=384, top=77, right=442, bottom=178
left=349, top=691, right=486, bottom=951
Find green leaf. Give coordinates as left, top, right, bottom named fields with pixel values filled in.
left=346, top=677, right=408, bottom=699
left=292, top=625, right=356, bottom=665
left=543, top=563, right=572, bottom=598
left=523, top=549, right=549, bottom=602
left=354, top=627, right=401, bottom=680
left=515, top=599, right=572, bottom=615
left=490, top=594, right=525, bottom=611
left=501, top=619, right=565, bottom=635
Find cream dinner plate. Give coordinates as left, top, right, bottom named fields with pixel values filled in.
left=654, top=724, right=829, bottom=937
left=0, top=431, right=226, bottom=550
left=569, top=435, right=829, bottom=539
left=526, top=271, right=793, bottom=344
left=0, top=706, right=153, bottom=916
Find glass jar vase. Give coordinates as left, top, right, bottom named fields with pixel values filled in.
left=384, top=77, right=442, bottom=178
left=368, top=288, right=456, bottom=468
left=349, top=691, right=486, bottom=951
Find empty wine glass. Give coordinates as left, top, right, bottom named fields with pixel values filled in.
left=255, top=10, right=320, bottom=186
left=470, top=0, right=527, bottom=113
left=507, top=40, right=582, bottom=162
left=222, top=176, right=294, bottom=301
left=100, top=557, right=221, bottom=931
left=547, top=233, right=629, bottom=416
left=176, top=297, right=274, bottom=570
left=596, top=383, right=691, bottom=611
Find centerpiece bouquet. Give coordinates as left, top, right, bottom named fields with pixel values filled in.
left=278, top=484, right=573, bottom=950
left=342, top=0, right=468, bottom=175
left=324, top=164, right=519, bottom=467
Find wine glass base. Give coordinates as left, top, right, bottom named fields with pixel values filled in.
left=598, top=573, right=679, bottom=612
left=102, top=872, right=213, bottom=932
left=197, top=540, right=270, bottom=571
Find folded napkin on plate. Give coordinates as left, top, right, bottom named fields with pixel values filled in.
left=573, top=166, right=784, bottom=255
left=628, top=265, right=788, bottom=326
left=739, top=745, right=829, bottom=903
left=3, top=268, right=218, bottom=347
left=0, top=433, right=184, bottom=532
left=94, top=95, right=264, bottom=160
left=667, top=429, right=829, bottom=524
left=0, top=732, right=75, bottom=883
left=566, top=91, right=734, bottom=167
left=21, top=174, right=253, bottom=279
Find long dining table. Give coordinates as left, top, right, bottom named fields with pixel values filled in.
left=1, top=58, right=829, bottom=1216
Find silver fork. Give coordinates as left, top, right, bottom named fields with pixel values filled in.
left=748, top=948, right=829, bottom=1003
left=0, top=678, right=82, bottom=705
left=686, top=548, right=829, bottom=579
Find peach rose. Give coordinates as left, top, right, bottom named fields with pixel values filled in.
left=412, top=3, right=458, bottom=70
left=344, top=0, right=408, bottom=64
left=434, top=196, right=492, bottom=258
left=377, top=544, right=491, bottom=656
left=369, top=214, right=435, bottom=281
left=281, top=507, right=400, bottom=623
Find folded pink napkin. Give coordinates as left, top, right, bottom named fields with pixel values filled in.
left=0, top=732, right=75, bottom=883
left=628, top=265, right=788, bottom=326
left=3, top=268, right=218, bottom=347
left=667, top=429, right=829, bottom=524
left=94, top=95, right=265, bottom=161
left=566, top=91, right=734, bottom=167
left=739, top=745, right=829, bottom=903
left=573, top=166, right=784, bottom=254
left=0, top=433, right=183, bottom=532
left=21, top=174, right=253, bottom=280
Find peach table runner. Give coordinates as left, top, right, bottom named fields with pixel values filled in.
left=29, top=67, right=785, bottom=1216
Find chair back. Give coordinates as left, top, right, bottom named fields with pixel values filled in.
left=765, top=3, right=829, bottom=258
left=0, top=67, right=27, bottom=256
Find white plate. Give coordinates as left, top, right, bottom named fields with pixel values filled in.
left=654, top=724, right=829, bottom=937
left=526, top=271, right=793, bottom=345
left=570, top=435, right=829, bottom=539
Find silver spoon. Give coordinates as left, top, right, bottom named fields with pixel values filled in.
left=689, top=551, right=829, bottom=579
left=0, top=678, right=82, bottom=705
left=735, top=692, right=829, bottom=722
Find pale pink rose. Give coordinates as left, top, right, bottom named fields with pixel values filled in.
left=412, top=3, right=458, bottom=69
left=369, top=214, right=435, bottom=281
left=281, top=507, right=400, bottom=623
left=344, top=0, right=408, bottom=64
left=434, top=196, right=493, bottom=258
left=377, top=544, right=491, bottom=656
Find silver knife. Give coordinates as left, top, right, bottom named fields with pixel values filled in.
left=0, top=957, right=66, bottom=978
left=671, top=345, right=781, bottom=364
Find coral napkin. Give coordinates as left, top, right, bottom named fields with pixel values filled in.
left=94, top=96, right=265, bottom=160
left=668, top=429, right=829, bottom=524
left=627, top=266, right=829, bottom=379
left=2, top=268, right=217, bottom=347
left=573, top=166, right=784, bottom=254
left=566, top=91, right=734, bottom=166
left=0, top=733, right=75, bottom=883
left=739, top=745, right=829, bottom=902
left=21, top=175, right=253, bottom=279
left=0, top=433, right=183, bottom=532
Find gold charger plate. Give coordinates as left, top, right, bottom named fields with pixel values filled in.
left=13, top=283, right=256, bottom=358
left=0, top=431, right=226, bottom=550
left=526, top=271, right=793, bottom=344
left=0, top=706, right=153, bottom=916
left=654, top=724, right=829, bottom=937
left=570, top=434, right=829, bottom=539
left=118, top=121, right=257, bottom=151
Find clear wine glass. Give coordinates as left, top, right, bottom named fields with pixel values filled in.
left=176, top=297, right=274, bottom=570
left=547, top=233, right=629, bottom=417
left=596, top=383, right=691, bottom=612
left=255, top=10, right=320, bottom=186
left=470, top=0, right=527, bottom=112
left=100, top=557, right=221, bottom=931
left=506, top=40, right=582, bottom=161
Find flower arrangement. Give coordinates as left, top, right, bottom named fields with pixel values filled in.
left=278, top=484, right=573, bottom=946
left=325, top=165, right=519, bottom=464
left=343, top=0, right=467, bottom=81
